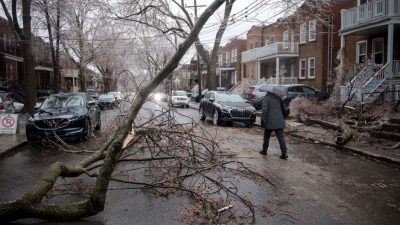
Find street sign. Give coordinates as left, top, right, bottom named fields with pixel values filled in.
left=0, top=114, right=18, bottom=134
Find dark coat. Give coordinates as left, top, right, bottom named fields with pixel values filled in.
left=261, top=93, right=286, bottom=129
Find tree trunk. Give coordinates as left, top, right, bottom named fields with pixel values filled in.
left=21, top=0, right=36, bottom=113
left=207, top=0, right=235, bottom=90
left=43, top=0, right=60, bottom=93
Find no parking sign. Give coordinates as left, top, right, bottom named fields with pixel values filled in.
left=0, top=114, right=18, bottom=134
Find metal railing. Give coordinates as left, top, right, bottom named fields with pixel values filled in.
left=241, top=42, right=299, bottom=63
left=361, top=61, right=391, bottom=100
left=341, top=0, right=400, bottom=30
left=256, top=77, right=297, bottom=86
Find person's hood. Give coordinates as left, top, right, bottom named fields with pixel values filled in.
left=31, top=107, right=86, bottom=121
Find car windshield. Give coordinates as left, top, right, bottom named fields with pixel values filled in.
left=215, top=92, right=244, bottom=103
left=99, top=94, right=115, bottom=101
left=109, top=92, right=120, bottom=97
left=41, top=95, right=84, bottom=109
left=172, top=91, right=186, bottom=96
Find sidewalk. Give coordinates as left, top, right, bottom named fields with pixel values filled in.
left=189, top=101, right=400, bottom=165
left=0, top=114, right=27, bottom=158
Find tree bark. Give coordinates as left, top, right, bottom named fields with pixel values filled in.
left=207, top=0, right=235, bottom=90
left=43, top=0, right=60, bottom=93
left=21, top=0, right=37, bottom=113
left=0, top=0, right=225, bottom=221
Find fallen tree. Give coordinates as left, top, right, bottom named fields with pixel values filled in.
left=298, top=115, right=353, bottom=145
left=0, top=0, right=262, bottom=222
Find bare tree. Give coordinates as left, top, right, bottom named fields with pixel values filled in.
left=0, top=0, right=37, bottom=113
left=0, top=0, right=241, bottom=222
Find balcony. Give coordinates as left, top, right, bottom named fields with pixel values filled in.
left=341, top=0, right=400, bottom=33
left=241, top=42, right=299, bottom=63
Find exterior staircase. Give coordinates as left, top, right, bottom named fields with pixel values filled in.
left=341, top=60, right=400, bottom=103
left=371, top=118, right=400, bottom=141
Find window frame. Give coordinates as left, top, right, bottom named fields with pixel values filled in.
left=356, top=40, right=368, bottom=64
left=300, top=23, right=307, bottom=44
left=225, top=52, right=230, bottom=64
left=309, top=19, right=316, bottom=42
left=308, top=57, right=315, bottom=79
left=299, top=59, right=306, bottom=79
left=372, top=37, right=384, bottom=65
left=283, top=30, right=289, bottom=49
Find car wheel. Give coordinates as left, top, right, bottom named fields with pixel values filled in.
left=199, top=107, right=206, bottom=120
left=82, top=118, right=91, bottom=141
left=95, top=113, right=101, bottom=130
left=213, top=110, right=220, bottom=126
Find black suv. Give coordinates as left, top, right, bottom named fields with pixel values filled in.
left=26, top=92, right=101, bottom=143
left=245, top=84, right=329, bottom=108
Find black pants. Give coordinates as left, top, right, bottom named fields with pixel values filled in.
left=263, top=128, right=287, bottom=155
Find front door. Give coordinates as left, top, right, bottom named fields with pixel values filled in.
left=372, top=37, right=384, bottom=65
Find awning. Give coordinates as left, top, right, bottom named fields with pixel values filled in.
left=35, top=66, right=53, bottom=72
left=1, top=52, right=24, bottom=62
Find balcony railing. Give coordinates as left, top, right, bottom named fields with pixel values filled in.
left=341, top=0, right=400, bottom=31
left=241, top=42, right=298, bottom=63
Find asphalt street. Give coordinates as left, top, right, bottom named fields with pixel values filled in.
left=0, top=100, right=399, bottom=225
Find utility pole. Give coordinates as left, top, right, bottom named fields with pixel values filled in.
left=185, top=0, right=206, bottom=102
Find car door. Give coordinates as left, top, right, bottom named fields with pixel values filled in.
left=301, top=86, right=316, bottom=99
left=86, top=94, right=99, bottom=126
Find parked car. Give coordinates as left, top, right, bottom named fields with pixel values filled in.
left=98, top=94, right=118, bottom=109
left=217, top=87, right=228, bottom=91
left=245, top=84, right=329, bottom=109
left=199, top=91, right=256, bottom=126
left=85, top=90, right=99, bottom=100
left=191, top=89, right=208, bottom=102
left=26, top=92, right=101, bottom=143
left=108, top=91, right=123, bottom=102
left=0, top=91, right=14, bottom=113
left=35, top=96, right=49, bottom=110
left=169, top=90, right=189, bottom=108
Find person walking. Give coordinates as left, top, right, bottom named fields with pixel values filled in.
left=260, top=86, right=288, bottom=159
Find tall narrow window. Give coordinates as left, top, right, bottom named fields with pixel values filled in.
left=299, top=59, right=306, bottom=79
left=234, top=49, right=237, bottom=62
left=225, top=52, right=230, bottom=64
left=309, top=20, right=316, bottom=42
left=308, top=58, right=315, bottom=79
left=356, top=40, right=367, bottom=63
left=283, top=30, right=289, bottom=49
left=218, top=54, right=223, bottom=66
left=372, top=38, right=384, bottom=65
left=300, top=23, right=307, bottom=44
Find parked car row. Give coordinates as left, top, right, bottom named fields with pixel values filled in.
left=244, top=84, right=329, bottom=109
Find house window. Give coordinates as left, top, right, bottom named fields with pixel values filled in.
left=308, top=58, right=315, bottom=79
left=283, top=30, right=289, bottom=49
left=218, top=54, right=223, bottom=66
left=300, top=23, right=307, bottom=44
left=231, top=49, right=237, bottom=63
left=234, top=49, right=237, bottom=62
left=231, top=71, right=237, bottom=84
left=299, top=59, right=306, bottom=79
left=266, top=36, right=275, bottom=46
left=225, top=52, right=230, bottom=64
left=372, top=38, right=384, bottom=65
left=356, top=40, right=367, bottom=63
left=309, top=20, right=316, bottom=42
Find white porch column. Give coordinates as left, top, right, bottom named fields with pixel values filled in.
left=290, top=61, right=295, bottom=78
left=340, top=35, right=345, bottom=67
left=241, top=63, right=244, bottom=80
left=276, top=57, right=280, bottom=85
left=388, top=23, right=394, bottom=63
left=256, top=60, right=261, bottom=82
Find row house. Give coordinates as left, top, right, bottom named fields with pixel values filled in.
left=0, top=17, right=23, bottom=83
left=217, top=38, right=246, bottom=89
left=32, top=37, right=54, bottom=94
left=340, top=0, right=400, bottom=102
left=241, top=0, right=349, bottom=92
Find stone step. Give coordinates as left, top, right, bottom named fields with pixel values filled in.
left=389, top=118, right=400, bottom=125
left=382, top=123, right=400, bottom=132
left=371, top=130, right=400, bottom=141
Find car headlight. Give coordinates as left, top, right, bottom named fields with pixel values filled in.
left=221, top=106, right=232, bottom=113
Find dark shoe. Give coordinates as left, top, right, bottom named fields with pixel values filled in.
left=280, top=154, right=288, bottom=160
left=259, top=150, right=267, bottom=155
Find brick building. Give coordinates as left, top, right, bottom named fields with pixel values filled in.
left=0, top=17, right=24, bottom=83
left=241, top=0, right=349, bottom=92
left=340, top=0, right=400, bottom=102
left=217, top=38, right=246, bottom=89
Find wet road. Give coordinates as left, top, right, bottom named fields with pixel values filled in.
left=0, top=101, right=399, bottom=225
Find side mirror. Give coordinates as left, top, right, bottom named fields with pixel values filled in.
left=209, top=98, right=214, bottom=102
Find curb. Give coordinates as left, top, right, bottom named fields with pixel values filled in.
left=289, top=133, right=400, bottom=166
left=0, top=139, right=28, bottom=159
